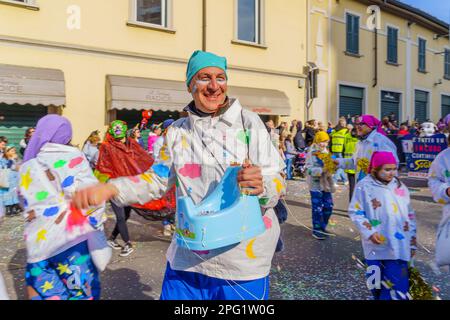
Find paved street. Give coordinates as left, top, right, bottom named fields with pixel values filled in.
left=1, top=178, right=449, bottom=300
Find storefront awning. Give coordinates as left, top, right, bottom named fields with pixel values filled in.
left=106, top=75, right=191, bottom=112
left=0, top=64, right=65, bottom=106
left=106, top=75, right=291, bottom=115
left=228, top=86, right=291, bottom=116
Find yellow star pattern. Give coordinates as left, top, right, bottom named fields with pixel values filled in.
left=160, top=146, right=169, bottom=161
left=40, top=281, right=54, bottom=293
left=36, top=229, right=47, bottom=243
left=56, top=263, right=72, bottom=275
left=355, top=202, right=361, bottom=210
left=20, top=168, right=32, bottom=191
left=392, top=202, right=398, bottom=214
left=438, top=199, right=447, bottom=205
left=181, top=136, right=189, bottom=149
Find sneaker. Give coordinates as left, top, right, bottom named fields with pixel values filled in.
left=107, top=239, right=122, bottom=250
left=163, top=225, right=173, bottom=237
left=119, top=243, right=134, bottom=257
left=312, top=230, right=327, bottom=240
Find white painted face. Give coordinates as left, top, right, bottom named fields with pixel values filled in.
left=318, top=141, right=329, bottom=150
left=420, top=122, right=436, bottom=137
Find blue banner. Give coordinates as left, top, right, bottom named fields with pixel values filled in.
left=404, top=134, right=448, bottom=178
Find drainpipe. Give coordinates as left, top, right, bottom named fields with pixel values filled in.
left=373, top=17, right=378, bottom=88
left=202, top=0, right=207, bottom=51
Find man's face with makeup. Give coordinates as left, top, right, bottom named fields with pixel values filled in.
left=189, top=67, right=227, bottom=114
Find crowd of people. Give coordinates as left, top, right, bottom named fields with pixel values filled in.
left=0, top=49, right=449, bottom=301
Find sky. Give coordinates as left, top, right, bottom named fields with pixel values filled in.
left=400, top=0, right=450, bottom=23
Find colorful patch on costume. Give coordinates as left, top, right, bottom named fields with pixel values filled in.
left=355, top=210, right=366, bottom=216
left=263, top=216, right=272, bottom=229
left=54, top=160, right=67, bottom=169
left=61, top=176, right=75, bottom=188
left=371, top=198, right=382, bottom=210
left=362, top=221, right=373, bottom=230
left=128, top=176, right=140, bottom=183
left=438, top=199, right=447, bottom=205
left=394, top=188, right=406, bottom=197
left=445, top=170, right=450, bottom=178
left=56, top=263, right=72, bottom=275
left=179, top=164, right=201, bottom=179
left=245, top=238, right=257, bottom=259
left=176, top=228, right=196, bottom=239
left=237, top=130, right=251, bottom=145
left=392, top=202, right=399, bottom=214
left=66, top=205, right=87, bottom=231
left=273, top=178, right=283, bottom=194
left=30, top=267, right=43, bottom=277
left=35, top=191, right=49, bottom=201
left=394, top=232, right=405, bottom=240
left=140, top=173, right=153, bottom=184
left=259, top=197, right=270, bottom=206
left=43, top=206, right=59, bottom=217
left=89, top=217, right=98, bottom=226
left=36, top=229, right=47, bottom=242
left=74, top=255, right=90, bottom=265
left=403, top=222, right=409, bottom=232
left=69, top=157, right=84, bottom=169
left=181, top=136, right=189, bottom=149
left=40, top=281, right=54, bottom=293
left=152, top=163, right=170, bottom=178
left=20, top=168, right=32, bottom=191
left=370, top=219, right=382, bottom=227
left=159, top=145, right=170, bottom=161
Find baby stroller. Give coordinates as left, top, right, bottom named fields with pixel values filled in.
left=292, top=150, right=307, bottom=178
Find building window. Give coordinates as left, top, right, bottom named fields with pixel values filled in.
left=135, top=0, right=167, bottom=27
left=445, top=49, right=450, bottom=79
left=414, top=90, right=429, bottom=123
left=418, top=38, right=427, bottom=72
left=442, top=95, right=450, bottom=118
left=387, top=27, right=398, bottom=64
left=346, top=13, right=360, bottom=55
left=237, top=0, right=262, bottom=44
left=339, top=85, right=364, bottom=119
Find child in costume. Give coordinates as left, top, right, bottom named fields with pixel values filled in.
left=305, top=131, right=336, bottom=240
left=20, top=115, right=109, bottom=300
left=336, top=115, right=398, bottom=183
left=349, top=151, right=417, bottom=300
left=428, top=126, right=450, bottom=266
left=0, top=145, right=22, bottom=216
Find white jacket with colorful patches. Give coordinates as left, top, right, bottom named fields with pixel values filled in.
left=349, top=175, right=417, bottom=261
left=337, top=130, right=398, bottom=182
left=428, top=148, right=450, bottom=226
left=19, top=143, right=106, bottom=263
left=109, top=98, right=286, bottom=281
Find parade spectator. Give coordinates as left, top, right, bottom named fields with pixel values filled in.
left=335, top=115, right=398, bottom=184
left=0, top=136, right=7, bottom=158
left=19, top=128, right=35, bottom=157
left=381, top=116, right=397, bottom=134
left=397, top=124, right=410, bottom=137
left=129, top=126, right=145, bottom=149
left=0, top=146, right=21, bottom=216
left=349, top=151, right=416, bottom=300
left=284, top=134, right=299, bottom=180
left=96, top=120, right=153, bottom=257
left=294, top=121, right=306, bottom=151
left=303, top=120, right=317, bottom=147
left=290, top=120, right=298, bottom=137
left=73, top=50, right=285, bottom=300
left=82, top=130, right=101, bottom=170
left=265, top=120, right=280, bottom=150
left=20, top=114, right=108, bottom=300
left=305, top=131, right=335, bottom=240
left=343, top=125, right=358, bottom=201
left=147, top=124, right=162, bottom=155
left=330, top=117, right=349, bottom=186
left=278, top=122, right=289, bottom=140
left=437, top=117, right=447, bottom=133
left=153, top=119, right=175, bottom=162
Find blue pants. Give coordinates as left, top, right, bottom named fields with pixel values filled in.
left=285, top=158, right=294, bottom=180
left=25, top=241, right=100, bottom=300
left=160, top=262, right=269, bottom=300
left=310, top=191, right=333, bottom=232
left=365, top=260, right=409, bottom=300
left=332, top=153, right=348, bottom=184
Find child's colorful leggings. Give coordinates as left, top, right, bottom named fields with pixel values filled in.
left=310, top=191, right=333, bottom=232
left=25, top=240, right=100, bottom=300
left=365, top=260, right=409, bottom=300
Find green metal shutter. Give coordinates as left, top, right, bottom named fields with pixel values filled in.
left=381, top=91, right=400, bottom=121
left=442, top=95, right=450, bottom=118
left=346, top=14, right=359, bottom=54
left=387, top=27, right=398, bottom=63
left=339, top=85, right=364, bottom=118
left=414, top=90, right=428, bottom=123
left=0, top=104, right=47, bottom=149
left=418, top=39, right=426, bottom=71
